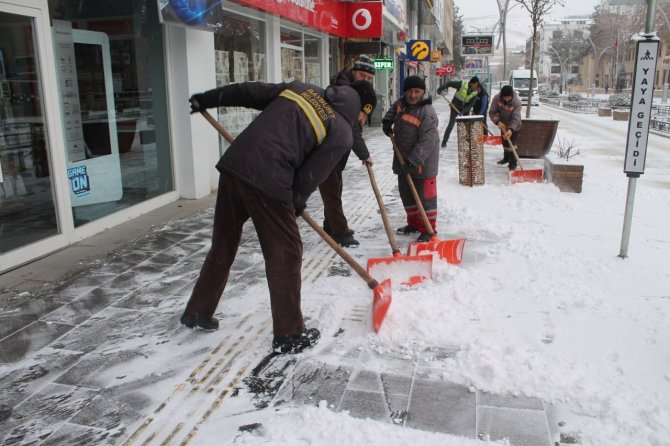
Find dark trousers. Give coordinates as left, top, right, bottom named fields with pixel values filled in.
left=184, top=172, right=305, bottom=337
left=398, top=175, right=437, bottom=233
left=318, top=168, right=351, bottom=236
left=502, top=129, right=520, bottom=169
left=442, top=104, right=462, bottom=146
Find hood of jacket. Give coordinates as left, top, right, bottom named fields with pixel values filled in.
left=325, top=84, right=360, bottom=127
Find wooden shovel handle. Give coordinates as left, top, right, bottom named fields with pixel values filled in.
left=501, top=129, right=525, bottom=170
left=302, top=211, right=379, bottom=290
left=389, top=136, right=435, bottom=237
left=366, top=164, right=401, bottom=255
left=198, top=106, right=235, bottom=144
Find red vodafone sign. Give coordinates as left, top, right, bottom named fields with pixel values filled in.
left=231, top=0, right=382, bottom=38
left=442, top=64, right=455, bottom=74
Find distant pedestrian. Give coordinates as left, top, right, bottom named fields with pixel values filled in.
left=183, top=79, right=376, bottom=354
left=489, top=85, right=522, bottom=171
left=436, top=76, right=480, bottom=147
left=471, top=82, right=490, bottom=133
left=605, top=84, right=609, bottom=94
left=382, top=76, right=440, bottom=242
left=319, top=55, right=378, bottom=247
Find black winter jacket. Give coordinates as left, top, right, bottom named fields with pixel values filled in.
left=330, top=69, right=371, bottom=170
left=197, top=81, right=360, bottom=213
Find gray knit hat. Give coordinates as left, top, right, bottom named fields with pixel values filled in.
left=352, top=55, right=376, bottom=75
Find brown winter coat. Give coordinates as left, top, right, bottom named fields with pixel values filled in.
left=382, top=96, right=440, bottom=179
left=488, top=93, right=522, bottom=132
left=196, top=81, right=360, bottom=212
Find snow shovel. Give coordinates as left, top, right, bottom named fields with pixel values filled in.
left=440, top=93, right=501, bottom=145
left=389, top=135, right=466, bottom=265
left=303, top=211, right=392, bottom=333
left=500, top=129, right=544, bottom=184
left=365, top=164, right=433, bottom=286
left=198, top=109, right=393, bottom=332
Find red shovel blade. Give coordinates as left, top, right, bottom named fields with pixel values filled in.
left=407, top=237, right=466, bottom=265
left=509, top=169, right=543, bottom=184
left=483, top=135, right=502, bottom=145
left=372, top=279, right=392, bottom=333
left=367, top=253, right=433, bottom=287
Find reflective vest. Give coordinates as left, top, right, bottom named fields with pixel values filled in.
left=454, top=80, right=478, bottom=104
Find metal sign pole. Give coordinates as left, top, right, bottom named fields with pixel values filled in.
left=618, top=0, right=659, bottom=258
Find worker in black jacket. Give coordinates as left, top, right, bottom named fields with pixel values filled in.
left=183, top=80, right=375, bottom=354
left=318, top=55, right=377, bottom=247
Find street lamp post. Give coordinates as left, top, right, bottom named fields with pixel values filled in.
left=544, top=47, right=569, bottom=94
left=586, top=35, right=612, bottom=97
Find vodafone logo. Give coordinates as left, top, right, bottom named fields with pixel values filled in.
left=352, top=8, right=372, bottom=31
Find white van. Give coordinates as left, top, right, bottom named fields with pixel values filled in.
left=509, top=69, right=539, bottom=106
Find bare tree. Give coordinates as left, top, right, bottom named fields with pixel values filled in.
left=513, top=0, right=564, bottom=117
left=589, top=1, right=639, bottom=92
left=453, top=6, right=466, bottom=72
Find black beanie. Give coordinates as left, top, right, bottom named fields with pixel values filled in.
left=470, top=76, right=480, bottom=84
left=403, top=75, right=426, bottom=92
left=350, top=80, right=377, bottom=115
left=501, top=85, right=514, bottom=97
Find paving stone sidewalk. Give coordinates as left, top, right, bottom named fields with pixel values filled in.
left=0, top=113, right=578, bottom=445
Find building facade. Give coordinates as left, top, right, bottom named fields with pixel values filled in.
left=0, top=0, right=454, bottom=273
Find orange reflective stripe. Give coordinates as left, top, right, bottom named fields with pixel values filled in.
left=401, top=114, right=421, bottom=127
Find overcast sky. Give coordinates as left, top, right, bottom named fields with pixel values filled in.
left=454, top=0, right=603, bottom=48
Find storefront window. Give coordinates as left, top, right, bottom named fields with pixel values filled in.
left=48, top=0, right=173, bottom=227
left=304, top=33, right=321, bottom=85
left=328, top=36, right=339, bottom=81
left=0, top=12, right=59, bottom=254
left=214, top=10, right=266, bottom=149
left=279, top=27, right=322, bottom=86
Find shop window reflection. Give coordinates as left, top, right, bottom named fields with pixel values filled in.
left=48, top=0, right=173, bottom=227
left=214, top=11, right=266, bottom=153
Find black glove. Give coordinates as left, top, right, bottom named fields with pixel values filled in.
left=382, top=123, right=393, bottom=137
left=292, top=193, right=306, bottom=217
left=189, top=93, right=207, bottom=114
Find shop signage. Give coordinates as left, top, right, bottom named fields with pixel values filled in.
left=430, top=50, right=441, bottom=62
left=406, top=40, right=431, bottom=61
left=461, top=34, right=494, bottom=56
left=438, top=64, right=455, bottom=75
left=624, top=37, right=659, bottom=175
left=374, top=58, right=394, bottom=70
left=157, top=0, right=225, bottom=32
left=230, top=0, right=383, bottom=38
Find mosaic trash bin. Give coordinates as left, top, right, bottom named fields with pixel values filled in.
left=456, top=115, right=485, bottom=186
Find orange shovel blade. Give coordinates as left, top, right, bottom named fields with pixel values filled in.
left=483, top=135, right=502, bottom=145
left=407, top=237, right=466, bottom=265
left=367, top=254, right=433, bottom=286
left=509, top=169, right=543, bottom=184
left=372, top=279, right=392, bottom=333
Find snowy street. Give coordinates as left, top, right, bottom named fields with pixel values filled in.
left=1, top=96, right=669, bottom=446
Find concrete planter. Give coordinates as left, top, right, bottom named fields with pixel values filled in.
left=613, top=110, right=630, bottom=121
left=598, top=107, right=612, bottom=117
left=544, top=156, right=583, bottom=193
left=516, top=118, right=559, bottom=158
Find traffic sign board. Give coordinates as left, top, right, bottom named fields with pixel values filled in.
left=624, top=38, right=660, bottom=175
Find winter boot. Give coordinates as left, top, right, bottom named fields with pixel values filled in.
left=180, top=312, right=219, bottom=330
left=272, top=328, right=321, bottom=354
left=416, top=232, right=433, bottom=243
left=396, top=225, right=419, bottom=235
left=332, top=232, right=359, bottom=247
